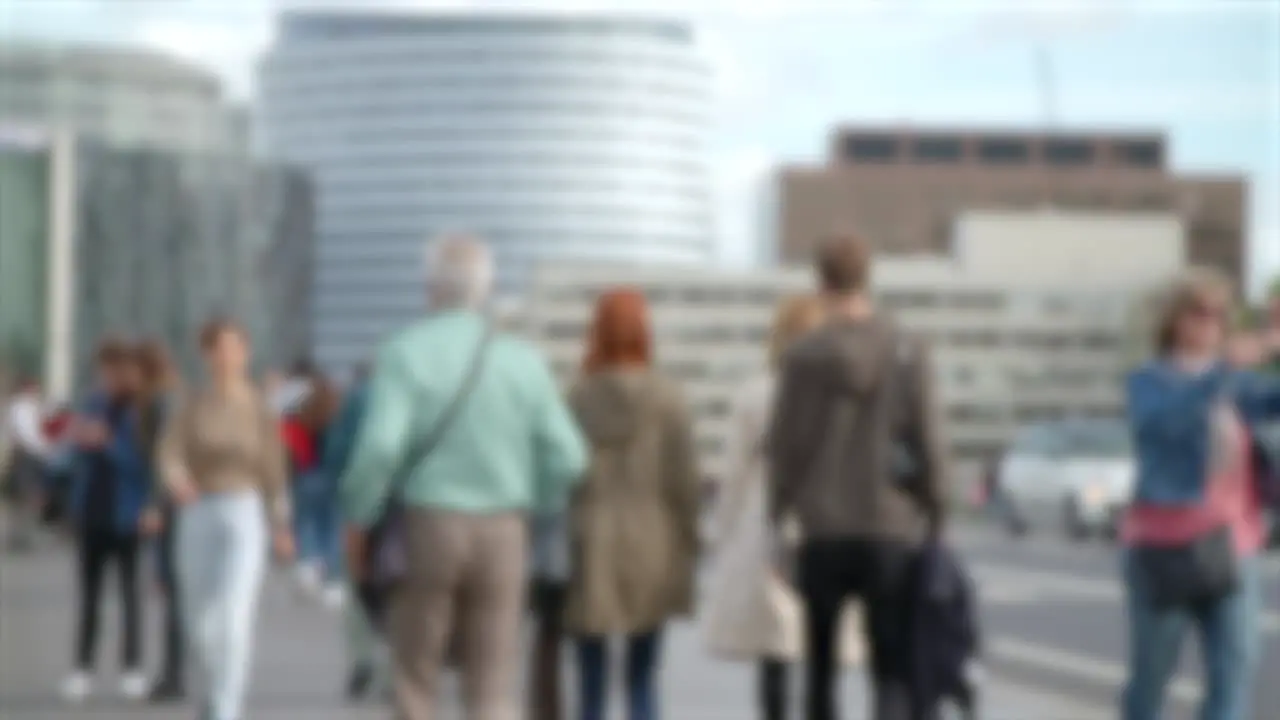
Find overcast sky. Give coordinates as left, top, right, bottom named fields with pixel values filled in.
left=4, top=0, right=1277, bottom=292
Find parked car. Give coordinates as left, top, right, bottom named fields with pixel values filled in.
left=996, top=418, right=1135, bottom=541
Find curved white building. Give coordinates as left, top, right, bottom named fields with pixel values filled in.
left=258, top=12, right=715, bottom=369
left=0, top=43, right=245, bottom=154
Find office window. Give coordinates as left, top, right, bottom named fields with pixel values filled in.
left=1044, top=139, right=1094, bottom=166
left=1114, top=140, right=1163, bottom=169
left=914, top=137, right=964, bottom=163
left=978, top=138, right=1030, bottom=164
left=843, top=135, right=899, bottom=162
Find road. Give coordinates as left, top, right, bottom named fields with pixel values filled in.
left=1, top=523, right=1276, bottom=719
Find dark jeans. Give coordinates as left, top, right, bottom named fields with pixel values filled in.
left=800, top=537, right=918, bottom=720
left=576, top=629, right=663, bottom=720
left=155, top=507, right=185, bottom=685
left=75, top=529, right=142, bottom=671
left=530, top=580, right=567, bottom=720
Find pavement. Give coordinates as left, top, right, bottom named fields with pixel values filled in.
left=2, top=522, right=1277, bottom=720
left=964, top=523, right=1280, bottom=720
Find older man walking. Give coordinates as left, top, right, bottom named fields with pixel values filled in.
left=340, top=234, right=588, bottom=720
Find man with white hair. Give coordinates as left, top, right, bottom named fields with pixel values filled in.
left=340, top=233, right=587, bottom=720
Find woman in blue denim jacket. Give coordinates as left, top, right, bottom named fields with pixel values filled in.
left=60, top=342, right=155, bottom=704
left=1122, top=270, right=1280, bottom=720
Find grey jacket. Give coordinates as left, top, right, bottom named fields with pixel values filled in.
left=767, top=315, right=947, bottom=544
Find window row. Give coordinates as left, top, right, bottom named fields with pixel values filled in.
left=842, top=134, right=1164, bottom=170
left=265, top=99, right=705, bottom=129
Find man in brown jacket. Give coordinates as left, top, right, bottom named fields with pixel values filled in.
left=768, top=233, right=947, bottom=720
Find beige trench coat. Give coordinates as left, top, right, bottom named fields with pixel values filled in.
left=563, top=369, right=701, bottom=636
left=704, top=374, right=865, bottom=664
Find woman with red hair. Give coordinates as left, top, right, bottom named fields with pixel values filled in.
left=558, top=289, right=701, bottom=720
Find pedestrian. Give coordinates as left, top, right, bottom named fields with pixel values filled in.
left=3, top=374, right=52, bottom=552
left=704, top=294, right=864, bottom=720
left=1120, top=269, right=1280, bottom=720
left=561, top=288, right=703, bottom=720
left=279, top=382, right=320, bottom=595
left=340, top=233, right=587, bottom=720
left=59, top=340, right=155, bottom=703
left=768, top=233, right=947, bottom=720
left=157, top=317, right=295, bottom=720
left=133, top=340, right=187, bottom=702
left=321, top=362, right=388, bottom=700
left=38, top=401, right=75, bottom=527
left=291, top=370, right=345, bottom=607
left=267, top=361, right=313, bottom=416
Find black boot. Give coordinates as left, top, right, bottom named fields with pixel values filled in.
left=872, top=679, right=916, bottom=720
left=346, top=663, right=373, bottom=701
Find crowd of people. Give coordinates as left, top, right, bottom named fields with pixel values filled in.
left=2, top=230, right=1279, bottom=720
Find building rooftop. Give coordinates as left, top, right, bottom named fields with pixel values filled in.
left=279, top=10, right=693, bottom=44
left=0, top=42, right=223, bottom=97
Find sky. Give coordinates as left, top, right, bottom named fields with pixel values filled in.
left=3, top=0, right=1278, bottom=293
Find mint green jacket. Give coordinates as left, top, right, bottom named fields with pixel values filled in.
left=339, top=310, right=587, bottom=527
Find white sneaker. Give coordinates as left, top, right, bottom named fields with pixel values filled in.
left=60, top=671, right=92, bottom=703
left=294, top=562, right=322, bottom=595
left=322, top=583, right=346, bottom=610
left=119, top=670, right=148, bottom=700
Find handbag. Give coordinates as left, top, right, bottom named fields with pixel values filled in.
left=1131, top=524, right=1238, bottom=608
left=356, top=323, right=494, bottom=633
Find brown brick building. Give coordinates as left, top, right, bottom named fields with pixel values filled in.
left=778, top=127, right=1247, bottom=289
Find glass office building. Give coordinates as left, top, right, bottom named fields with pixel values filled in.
left=0, top=132, right=313, bottom=396
left=258, top=12, right=716, bottom=370
left=0, top=139, right=50, bottom=381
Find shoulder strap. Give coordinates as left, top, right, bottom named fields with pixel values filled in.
left=387, top=323, right=494, bottom=497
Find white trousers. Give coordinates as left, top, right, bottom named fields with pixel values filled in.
left=178, top=491, right=266, bottom=720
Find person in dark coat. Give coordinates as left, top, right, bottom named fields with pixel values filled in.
left=59, top=340, right=156, bottom=704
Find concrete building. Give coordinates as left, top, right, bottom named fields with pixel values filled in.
left=778, top=127, right=1246, bottom=290
left=0, top=133, right=313, bottom=399
left=518, top=211, right=1171, bottom=485
left=0, top=44, right=246, bottom=154
left=258, top=11, right=715, bottom=371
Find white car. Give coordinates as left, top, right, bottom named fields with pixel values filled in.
left=996, top=419, right=1135, bottom=540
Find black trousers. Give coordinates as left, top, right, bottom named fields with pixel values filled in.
left=799, top=537, right=918, bottom=720
left=155, top=507, right=185, bottom=684
left=75, top=529, right=142, bottom=671
left=529, top=580, right=567, bottom=720
left=759, top=658, right=788, bottom=720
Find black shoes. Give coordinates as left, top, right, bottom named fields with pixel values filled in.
left=148, top=678, right=185, bottom=703
left=346, top=663, right=374, bottom=701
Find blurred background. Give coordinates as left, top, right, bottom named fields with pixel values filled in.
left=1, top=2, right=1278, bottom=718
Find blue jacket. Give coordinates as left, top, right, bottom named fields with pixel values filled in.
left=67, top=393, right=152, bottom=534
left=1126, top=361, right=1280, bottom=505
